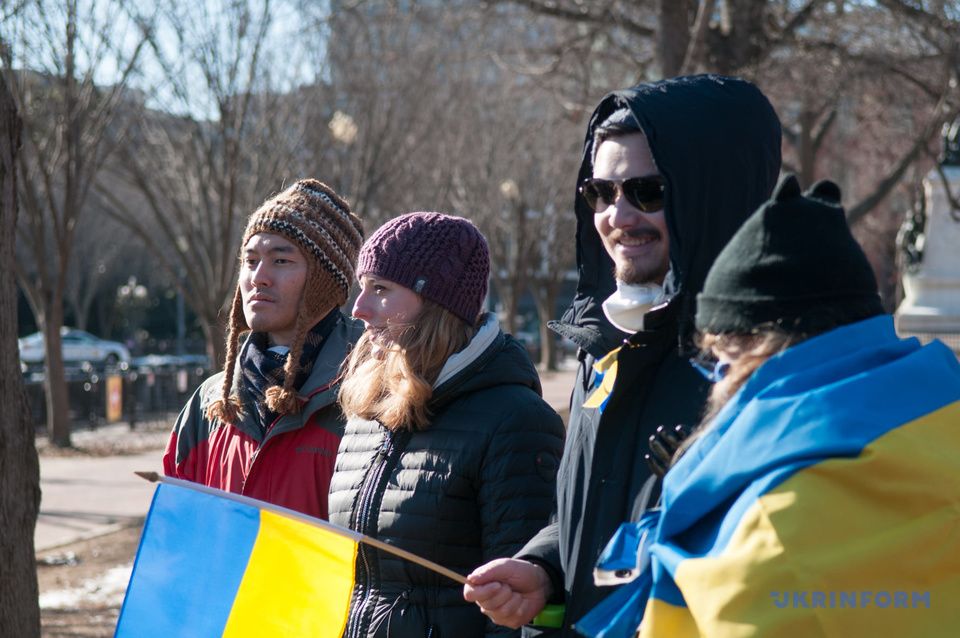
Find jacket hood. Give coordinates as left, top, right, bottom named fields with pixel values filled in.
left=431, top=329, right=542, bottom=409
left=552, top=74, right=782, bottom=358
left=201, top=312, right=363, bottom=440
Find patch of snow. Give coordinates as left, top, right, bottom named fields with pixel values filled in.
left=39, top=564, right=132, bottom=610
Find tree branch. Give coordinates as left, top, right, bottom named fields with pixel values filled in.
left=847, top=101, right=959, bottom=225
left=680, top=0, right=715, bottom=75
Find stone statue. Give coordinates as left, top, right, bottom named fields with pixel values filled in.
left=943, top=117, right=960, bottom=167
left=896, top=123, right=960, bottom=354
left=897, top=189, right=926, bottom=272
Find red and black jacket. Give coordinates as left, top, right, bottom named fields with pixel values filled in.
left=163, top=314, right=363, bottom=519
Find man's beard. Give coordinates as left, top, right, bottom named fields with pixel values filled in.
left=616, top=260, right=664, bottom=285
left=609, top=226, right=668, bottom=285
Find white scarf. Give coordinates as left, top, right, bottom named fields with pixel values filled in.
left=602, top=281, right=669, bottom=334
left=433, top=312, right=500, bottom=389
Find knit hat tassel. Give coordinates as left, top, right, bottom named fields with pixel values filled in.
left=264, top=294, right=310, bottom=417
left=265, top=385, right=300, bottom=416
left=207, top=396, right=241, bottom=424
left=207, top=287, right=246, bottom=424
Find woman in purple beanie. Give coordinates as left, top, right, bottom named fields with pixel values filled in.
left=329, top=212, right=565, bottom=638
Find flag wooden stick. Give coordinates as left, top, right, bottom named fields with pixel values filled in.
left=135, top=472, right=467, bottom=585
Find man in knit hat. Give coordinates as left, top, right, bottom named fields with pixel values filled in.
left=163, top=179, right=364, bottom=520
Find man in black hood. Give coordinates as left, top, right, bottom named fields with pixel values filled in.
left=464, top=75, right=782, bottom=634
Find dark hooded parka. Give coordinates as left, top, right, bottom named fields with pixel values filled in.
left=517, top=75, right=782, bottom=635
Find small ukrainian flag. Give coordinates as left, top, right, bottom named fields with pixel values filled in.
left=115, top=480, right=357, bottom=637
left=583, top=347, right=622, bottom=413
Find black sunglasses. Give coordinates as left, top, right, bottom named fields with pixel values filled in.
left=579, top=175, right=665, bottom=213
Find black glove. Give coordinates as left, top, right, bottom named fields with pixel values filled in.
left=644, top=424, right=691, bottom=478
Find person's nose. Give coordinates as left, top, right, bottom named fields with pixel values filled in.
left=249, top=261, right=271, bottom=289
left=608, top=190, right=640, bottom=229
left=352, top=289, right=372, bottom=322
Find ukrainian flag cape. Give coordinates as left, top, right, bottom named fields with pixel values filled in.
left=577, top=316, right=960, bottom=637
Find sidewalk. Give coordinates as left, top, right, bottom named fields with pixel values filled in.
left=37, top=431, right=164, bottom=552
left=35, top=366, right=577, bottom=553
left=538, top=364, right=576, bottom=421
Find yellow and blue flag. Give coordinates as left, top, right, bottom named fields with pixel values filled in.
left=115, top=479, right=358, bottom=637
left=583, top=346, right=621, bottom=413
left=577, top=316, right=960, bottom=637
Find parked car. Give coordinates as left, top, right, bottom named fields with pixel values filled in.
left=130, top=353, right=211, bottom=371
left=18, top=327, right=131, bottom=368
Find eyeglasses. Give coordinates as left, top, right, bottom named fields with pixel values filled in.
left=689, top=355, right=730, bottom=383
left=579, top=175, right=665, bottom=213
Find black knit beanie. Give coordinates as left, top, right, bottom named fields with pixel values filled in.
left=695, top=174, right=884, bottom=335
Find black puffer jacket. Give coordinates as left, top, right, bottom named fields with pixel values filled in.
left=518, top=75, right=783, bottom=635
left=329, top=329, right=565, bottom=638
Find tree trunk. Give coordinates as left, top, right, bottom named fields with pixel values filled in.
left=42, top=299, right=71, bottom=447
left=798, top=107, right=817, bottom=187
left=73, top=302, right=87, bottom=330
left=97, top=293, right=118, bottom=339
left=658, top=0, right=692, bottom=77
left=507, top=281, right=521, bottom=336
left=200, top=310, right=227, bottom=370
left=492, top=277, right=520, bottom=335
left=0, top=70, right=42, bottom=638
left=727, top=0, right=767, bottom=71
left=534, top=281, right=558, bottom=371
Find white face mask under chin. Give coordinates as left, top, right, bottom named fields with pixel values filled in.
left=602, top=281, right=668, bottom=334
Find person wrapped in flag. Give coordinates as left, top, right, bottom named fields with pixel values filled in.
left=577, top=175, right=960, bottom=637
left=330, top=213, right=566, bottom=637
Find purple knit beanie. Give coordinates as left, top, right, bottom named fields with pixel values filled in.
left=357, top=212, right=490, bottom=323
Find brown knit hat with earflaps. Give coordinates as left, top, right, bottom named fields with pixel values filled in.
left=207, top=179, right=364, bottom=424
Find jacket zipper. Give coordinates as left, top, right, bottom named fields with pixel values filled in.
left=240, top=412, right=284, bottom=494
left=240, top=387, right=324, bottom=493
left=345, top=432, right=397, bottom=638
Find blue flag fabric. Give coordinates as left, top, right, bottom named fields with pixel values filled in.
left=576, top=316, right=960, bottom=637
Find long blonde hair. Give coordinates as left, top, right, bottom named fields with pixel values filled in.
left=338, top=300, right=477, bottom=431
left=673, top=329, right=802, bottom=462
left=699, top=331, right=802, bottom=423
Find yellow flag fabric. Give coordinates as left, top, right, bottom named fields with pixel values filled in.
left=637, top=318, right=960, bottom=637
left=116, top=482, right=358, bottom=637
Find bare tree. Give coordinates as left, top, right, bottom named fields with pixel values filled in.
left=495, top=1, right=823, bottom=78
left=525, top=154, right=578, bottom=371
left=1, top=0, right=148, bottom=446
left=491, top=1, right=960, bottom=222
left=305, top=2, right=481, bottom=225
left=755, top=3, right=960, bottom=214
left=491, top=127, right=578, bottom=370
left=63, top=209, right=130, bottom=331
left=100, top=0, right=312, bottom=367
left=475, top=1, right=960, bottom=317
left=0, top=66, right=40, bottom=637
left=447, top=87, right=579, bottom=349
left=313, top=2, right=582, bottom=359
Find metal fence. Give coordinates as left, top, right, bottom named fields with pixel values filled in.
left=24, top=361, right=211, bottom=432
